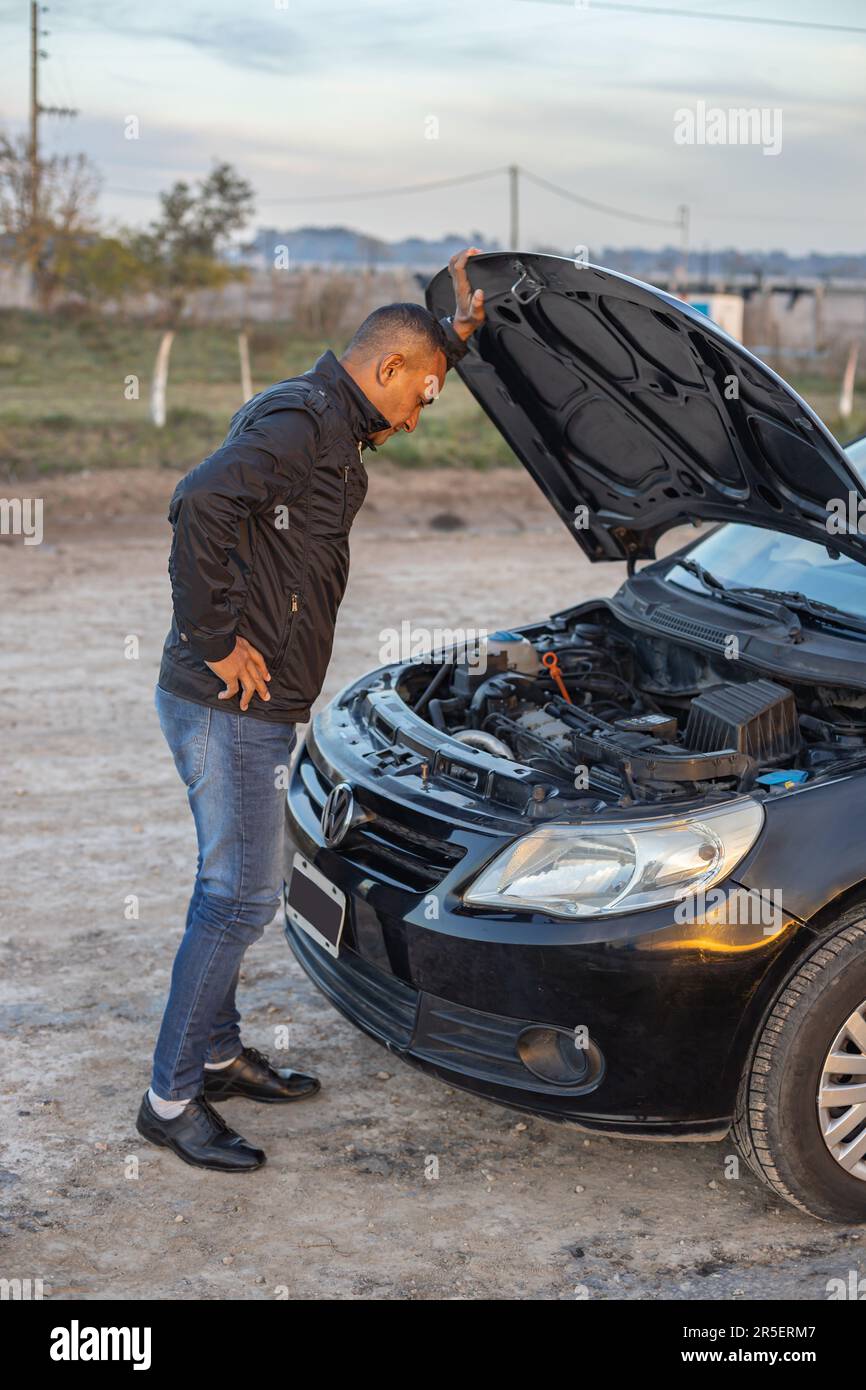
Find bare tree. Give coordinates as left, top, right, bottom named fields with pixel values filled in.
left=293, top=268, right=357, bottom=340
left=0, top=132, right=100, bottom=310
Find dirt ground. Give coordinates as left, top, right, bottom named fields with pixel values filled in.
left=2, top=464, right=864, bottom=1302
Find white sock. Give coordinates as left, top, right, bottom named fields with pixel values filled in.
left=148, top=1087, right=190, bottom=1120
left=204, top=1053, right=240, bottom=1071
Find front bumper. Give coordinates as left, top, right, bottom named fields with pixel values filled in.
left=284, top=713, right=808, bottom=1137
left=286, top=916, right=615, bottom=1121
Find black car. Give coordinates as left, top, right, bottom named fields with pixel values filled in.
left=283, top=254, right=866, bottom=1223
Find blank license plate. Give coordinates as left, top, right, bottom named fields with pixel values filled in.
left=287, top=853, right=346, bottom=958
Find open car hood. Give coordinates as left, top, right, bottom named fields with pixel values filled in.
left=426, top=253, right=866, bottom=565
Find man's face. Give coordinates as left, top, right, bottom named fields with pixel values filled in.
left=366, top=348, right=447, bottom=447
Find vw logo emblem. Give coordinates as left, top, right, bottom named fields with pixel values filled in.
left=321, top=782, right=355, bottom=847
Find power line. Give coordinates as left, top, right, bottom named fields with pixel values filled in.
left=549, top=1, right=866, bottom=37
left=103, top=166, right=509, bottom=204
left=105, top=162, right=677, bottom=231
left=248, top=166, right=510, bottom=206
left=520, top=166, right=679, bottom=228
left=101, top=160, right=862, bottom=245
left=106, top=173, right=501, bottom=201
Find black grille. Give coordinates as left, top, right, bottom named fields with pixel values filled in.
left=650, top=606, right=730, bottom=649
left=299, top=752, right=465, bottom=892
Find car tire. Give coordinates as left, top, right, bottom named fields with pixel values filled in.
left=733, top=910, right=866, bottom=1223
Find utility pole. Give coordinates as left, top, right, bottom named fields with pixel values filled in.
left=29, top=0, right=40, bottom=240
left=677, top=202, right=690, bottom=294
left=27, top=1, right=77, bottom=287
left=509, top=164, right=519, bottom=249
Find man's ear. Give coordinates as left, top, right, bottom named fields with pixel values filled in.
left=377, top=352, right=404, bottom=385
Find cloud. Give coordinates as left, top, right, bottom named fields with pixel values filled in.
left=0, top=0, right=862, bottom=252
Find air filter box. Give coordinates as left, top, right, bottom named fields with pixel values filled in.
left=685, top=680, right=800, bottom=763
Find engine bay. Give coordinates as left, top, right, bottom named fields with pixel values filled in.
left=391, top=605, right=866, bottom=807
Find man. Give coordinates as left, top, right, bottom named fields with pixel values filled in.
left=137, top=249, right=486, bottom=1171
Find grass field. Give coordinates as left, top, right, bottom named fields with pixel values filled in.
left=0, top=310, right=863, bottom=480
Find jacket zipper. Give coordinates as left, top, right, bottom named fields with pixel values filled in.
left=341, top=442, right=362, bottom=526
left=273, top=590, right=299, bottom=671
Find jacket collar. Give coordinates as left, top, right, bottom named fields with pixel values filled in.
left=310, top=350, right=390, bottom=444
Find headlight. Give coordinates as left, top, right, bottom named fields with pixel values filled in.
left=463, top=799, right=764, bottom=919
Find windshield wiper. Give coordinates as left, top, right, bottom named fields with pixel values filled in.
left=674, top=558, right=802, bottom=640
left=675, top=559, right=866, bottom=639
left=727, top=586, right=866, bottom=638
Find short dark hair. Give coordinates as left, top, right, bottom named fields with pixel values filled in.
left=344, top=302, right=449, bottom=363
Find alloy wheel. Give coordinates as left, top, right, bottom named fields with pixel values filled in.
left=818, top=998, right=866, bottom=1181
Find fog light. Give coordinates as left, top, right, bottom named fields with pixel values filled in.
left=516, top=1025, right=604, bottom=1089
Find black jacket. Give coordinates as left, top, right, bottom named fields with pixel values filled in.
left=158, top=335, right=466, bottom=723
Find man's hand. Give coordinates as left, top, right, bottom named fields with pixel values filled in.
left=449, top=246, right=486, bottom=342
left=206, top=636, right=271, bottom=711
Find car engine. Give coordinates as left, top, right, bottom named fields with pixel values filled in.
left=393, top=608, right=866, bottom=805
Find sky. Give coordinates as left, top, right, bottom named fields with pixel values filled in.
left=0, top=0, right=864, bottom=255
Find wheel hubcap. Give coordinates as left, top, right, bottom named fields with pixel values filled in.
left=817, top=998, right=866, bottom=1181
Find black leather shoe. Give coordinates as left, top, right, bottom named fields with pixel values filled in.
left=136, top=1092, right=266, bottom=1172
left=203, top=1046, right=321, bottom=1104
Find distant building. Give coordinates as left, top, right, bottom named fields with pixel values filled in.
left=687, top=293, right=744, bottom=341
left=241, top=225, right=501, bottom=271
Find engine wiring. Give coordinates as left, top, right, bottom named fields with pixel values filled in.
left=393, top=614, right=866, bottom=803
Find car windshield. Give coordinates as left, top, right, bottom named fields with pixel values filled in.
left=667, top=435, right=866, bottom=620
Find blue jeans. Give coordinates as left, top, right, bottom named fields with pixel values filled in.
left=152, top=686, right=296, bottom=1100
